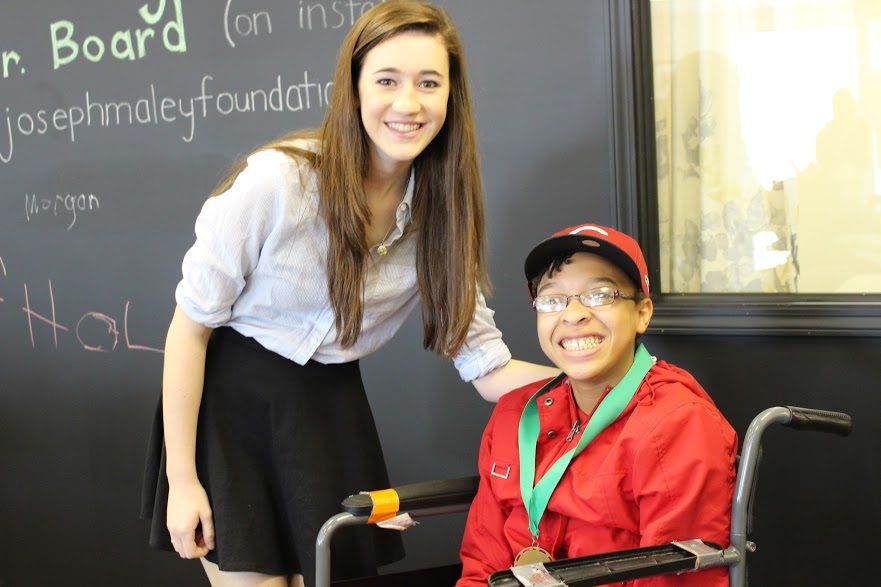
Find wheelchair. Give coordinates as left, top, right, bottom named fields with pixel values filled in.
left=317, top=406, right=851, bottom=587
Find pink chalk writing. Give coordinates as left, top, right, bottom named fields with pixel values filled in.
left=18, top=279, right=162, bottom=354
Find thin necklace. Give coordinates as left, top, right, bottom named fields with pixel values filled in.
left=374, top=222, right=396, bottom=256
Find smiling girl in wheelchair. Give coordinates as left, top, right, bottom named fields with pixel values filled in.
left=457, top=223, right=737, bottom=586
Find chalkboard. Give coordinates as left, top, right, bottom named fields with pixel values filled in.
left=0, top=1, right=616, bottom=584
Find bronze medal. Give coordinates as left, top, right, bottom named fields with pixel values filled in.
left=513, top=545, right=553, bottom=566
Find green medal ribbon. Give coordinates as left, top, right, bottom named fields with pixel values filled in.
left=518, top=344, right=654, bottom=537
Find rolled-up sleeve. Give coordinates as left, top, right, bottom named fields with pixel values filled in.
left=452, top=289, right=512, bottom=382
left=175, top=151, right=293, bottom=327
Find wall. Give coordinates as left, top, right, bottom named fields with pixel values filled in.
left=0, top=1, right=615, bottom=584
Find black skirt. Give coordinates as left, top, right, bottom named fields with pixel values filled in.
left=141, top=327, right=404, bottom=585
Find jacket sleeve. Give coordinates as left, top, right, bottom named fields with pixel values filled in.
left=629, top=401, right=736, bottom=587
left=457, top=409, right=515, bottom=586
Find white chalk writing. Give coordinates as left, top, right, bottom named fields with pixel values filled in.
left=25, top=192, right=100, bottom=230
left=224, top=0, right=273, bottom=48
left=1, top=72, right=333, bottom=163
left=297, top=0, right=384, bottom=30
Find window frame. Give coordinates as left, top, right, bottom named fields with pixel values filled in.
left=609, top=0, right=881, bottom=336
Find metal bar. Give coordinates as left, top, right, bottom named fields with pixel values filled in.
left=315, top=512, right=368, bottom=587
left=729, top=407, right=791, bottom=587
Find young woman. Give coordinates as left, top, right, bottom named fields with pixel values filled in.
left=141, top=2, right=558, bottom=586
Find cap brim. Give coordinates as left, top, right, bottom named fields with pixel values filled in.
left=524, top=235, right=643, bottom=294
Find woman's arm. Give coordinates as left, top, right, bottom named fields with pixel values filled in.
left=471, top=359, right=560, bottom=402
left=162, top=305, right=216, bottom=559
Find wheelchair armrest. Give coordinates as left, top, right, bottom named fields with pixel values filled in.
left=342, top=475, right=479, bottom=518
left=487, top=540, right=728, bottom=587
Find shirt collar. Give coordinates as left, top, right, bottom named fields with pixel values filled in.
left=396, top=168, right=415, bottom=226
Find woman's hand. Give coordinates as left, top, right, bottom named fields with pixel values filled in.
left=167, top=476, right=215, bottom=559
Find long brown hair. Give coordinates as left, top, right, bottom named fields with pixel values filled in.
left=211, top=1, right=488, bottom=357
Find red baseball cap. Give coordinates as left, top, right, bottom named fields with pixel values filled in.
left=524, top=223, right=650, bottom=299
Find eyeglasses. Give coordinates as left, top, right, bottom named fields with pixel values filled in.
left=532, top=286, right=638, bottom=313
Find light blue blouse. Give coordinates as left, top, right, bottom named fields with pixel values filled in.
left=175, top=142, right=511, bottom=381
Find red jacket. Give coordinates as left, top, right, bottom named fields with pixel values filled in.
left=458, top=361, right=737, bottom=586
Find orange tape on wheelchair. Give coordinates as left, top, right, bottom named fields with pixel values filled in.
left=366, top=488, right=400, bottom=524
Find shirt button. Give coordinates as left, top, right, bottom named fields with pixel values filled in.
left=543, top=397, right=554, bottom=406
left=546, top=430, right=557, bottom=439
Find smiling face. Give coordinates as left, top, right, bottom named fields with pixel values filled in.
left=357, top=31, right=450, bottom=176
left=535, top=252, right=653, bottom=397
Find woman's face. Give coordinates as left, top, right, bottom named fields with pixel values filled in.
left=357, top=31, right=450, bottom=175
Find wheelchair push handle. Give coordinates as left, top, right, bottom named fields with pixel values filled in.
left=784, top=406, right=852, bottom=437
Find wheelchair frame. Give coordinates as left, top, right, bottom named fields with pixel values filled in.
left=316, top=406, right=851, bottom=587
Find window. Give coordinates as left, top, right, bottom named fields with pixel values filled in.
left=652, top=0, right=881, bottom=294
left=619, top=0, right=881, bottom=334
